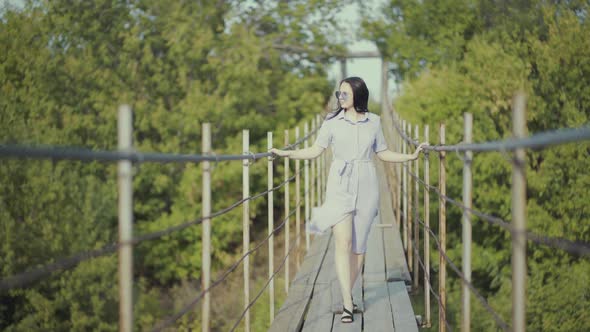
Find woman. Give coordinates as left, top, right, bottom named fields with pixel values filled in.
left=270, top=77, right=426, bottom=323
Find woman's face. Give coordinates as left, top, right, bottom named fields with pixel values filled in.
left=337, top=82, right=354, bottom=110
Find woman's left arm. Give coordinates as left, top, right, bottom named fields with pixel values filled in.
left=376, top=143, right=428, bottom=163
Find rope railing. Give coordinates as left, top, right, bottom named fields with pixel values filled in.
left=0, top=172, right=300, bottom=291
left=229, top=237, right=299, bottom=332
left=153, top=197, right=306, bottom=331
left=0, top=104, right=330, bottom=332
left=414, top=247, right=453, bottom=332
left=385, top=92, right=590, bottom=332
left=416, top=219, right=510, bottom=332
left=404, top=165, right=590, bottom=256
left=389, top=111, right=590, bottom=153
left=0, top=128, right=317, bottom=163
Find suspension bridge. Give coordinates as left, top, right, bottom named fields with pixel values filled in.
left=1, top=64, right=590, bottom=331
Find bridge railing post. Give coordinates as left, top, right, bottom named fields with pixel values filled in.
left=512, top=93, right=527, bottom=332
left=462, top=113, right=473, bottom=332
left=284, top=130, right=290, bottom=294
left=310, top=120, right=316, bottom=246
left=402, top=120, right=408, bottom=253
left=295, top=126, right=301, bottom=267
left=316, top=114, right=322, bottom=205
left=407, top=123, right=413, bottom=273
left=304, top=123, right=310, bottom=251
left=438, top=124, right=447, bottom=332
left=395, top=113, right=405, bottom=230
left=201, top=123, right=212, bottom=332
left=413, top=124, right=420, bottom=291
left=424, top=125, right=431, bottom=327
left=267, top=132, right=275, bottom=323
left=242, top=129, right=251, bottom=332
left=117, top=105, right=134, bottom=332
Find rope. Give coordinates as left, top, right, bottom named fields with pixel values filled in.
left=229, top=238, right=299, bottom=332
left=0, top=170, right=303, bottom=291
left=153, top=196, right=305, bottom=331
left=387, top=109, right=590, bottom=153
left=414, top=247, right=453, bottom=332
left=403, top=165, right=590, bottom=256
left=0, top=124, right=320, bottom=163
left=417, top=218, right=511, bottom=331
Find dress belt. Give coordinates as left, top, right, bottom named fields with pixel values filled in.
left=334, top=159, right=373, bottom=187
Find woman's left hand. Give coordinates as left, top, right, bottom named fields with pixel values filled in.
left=269, top=148, right=291, bottom=157
left=412, top=142, right=429, bottom=159
left=416, top=142, right=429, bottom=154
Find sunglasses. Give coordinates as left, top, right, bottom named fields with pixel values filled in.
left=335, top=91, right=349, bottom=101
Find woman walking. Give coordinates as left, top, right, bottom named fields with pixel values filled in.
left=270, top=77, right=426, bottom=323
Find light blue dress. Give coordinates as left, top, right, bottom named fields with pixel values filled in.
left=308, top=111, right=388, bottom=253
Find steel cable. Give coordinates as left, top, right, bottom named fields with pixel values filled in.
left=417, top=218, right=511, bottom=331
left=0, top=169, right=303, bottom=291
left=403, top=165, right=590, bottom=256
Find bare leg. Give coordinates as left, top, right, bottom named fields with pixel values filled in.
left=350, top=253, right=365, bottom=290
left=333, top=214, right=354, bottom=313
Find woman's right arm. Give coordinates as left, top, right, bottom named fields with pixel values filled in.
left=269, top=144, right=325, bottom=160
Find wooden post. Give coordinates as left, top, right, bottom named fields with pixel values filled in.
left=439, top=124, right=447, bottom=332
left=381, top=58, right=389, bottom=112
left=267, top=132, right=275, bottom=323
left=316, top=115, right=322, bottom=205
left=117, top=105, right=133, bottom=332
left=462, top=113, right=473, bottom=332
left=284, top=130, right=290, bottom=294
left=242, top=130, right=251, bottom=332
left=340, top=58, right=347, bottom=80
left=395, top=113, right=405, bottom=228
left=396, top=113, right=402, bottom=228
left=403, top=120, right=408, bottom=253
left=407, top=124, right=413, bottom=272
left=310, top=119, right=316, bottom=232
left=295, top=127, right=301, bottom=266
left=424, top=125, right=431, bottom=327
left=201, top=123, right=212, bottom=332
left=512, top=93, right=527, bottom=332
left=413, top=124, right=420, bottom=291
left=304, top=123, right=310, bottom=251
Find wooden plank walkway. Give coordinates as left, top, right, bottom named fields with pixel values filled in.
left=269, top=160, right=418, bottom=332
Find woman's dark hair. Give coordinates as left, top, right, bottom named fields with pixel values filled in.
left=327, top=76, right=369, bottom=120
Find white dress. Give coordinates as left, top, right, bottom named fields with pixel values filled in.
left=308, top=111, right=388, bottom=253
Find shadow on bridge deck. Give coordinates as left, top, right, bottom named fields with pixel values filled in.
left=269, top=159, right=419, bottom=332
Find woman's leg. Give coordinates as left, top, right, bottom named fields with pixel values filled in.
left=350, top=253, right=365, bottom=290
left=333, top=214, right=354, bottom=312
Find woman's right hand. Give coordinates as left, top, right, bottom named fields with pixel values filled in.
left=269, top=148, right=291, bottom=158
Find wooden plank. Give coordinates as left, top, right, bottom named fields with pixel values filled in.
left=269, top=284, right=311, bottom=332
left=363, top=281, right=395, bottom=331
left=375, top=149, right=412, bottom=284
left=291, top=233, right=331, bottom=285
left=331, top=278, right=362, bottom=332
left=301, top=282, right=333, bottom=331
left=330, top=274, right=364, bottom=313
left=269, top=233, right=331, bottom=332
left=383, top=225, right=412, bottom=284
left=364, top=221, right=386, bottom=282
left=389, top=281, right=419, bottom=332
left=314, top=235, right=336, bottom=285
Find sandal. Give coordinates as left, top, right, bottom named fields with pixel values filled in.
left=341, top=307, right=354, bottom=323
left=351, top=296, right=359, bottom=313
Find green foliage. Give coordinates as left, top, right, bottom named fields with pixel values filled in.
left=363, top=1, right=590, bottom=330
left=1, top=0, right=342, bottom=329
